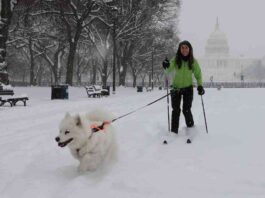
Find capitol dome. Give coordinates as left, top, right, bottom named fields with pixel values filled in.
left=205, top=18, right=230, bottom=57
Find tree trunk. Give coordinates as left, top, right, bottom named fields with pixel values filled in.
left=119, top=42, right=134, bottom=86
left=101, top=58, right=108, bottom=87
left=0, top=0, right=14, bottom=84
left=119, top=64, right=126, bottom=86
left=148, top=72, right=151, bottom=87
left=130, top=61, right=137, bottom=88
left=91, top=58, right=97, bottom=84
left=52, top=50, right=60, bottom=85
left=29, top=37, right=36, bottom=85
left=37, top=66, right=43, bottom=86
left=65, top=42, right=77, bottom=85
left=119, top=54, right=128, bottom=86
left=141, top=73, right=147, bottom=87
left=132, top=73, right=136, bottom=87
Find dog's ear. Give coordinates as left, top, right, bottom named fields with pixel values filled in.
left=74, top=115, right=82, bottom=127
left=64, top=112, right=71, bottom=119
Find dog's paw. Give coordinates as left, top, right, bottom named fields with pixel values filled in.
left=78, top=161, right=99, bottom=173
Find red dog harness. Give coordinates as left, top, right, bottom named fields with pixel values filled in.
left=90, top=121, right=110, bottom=133
left=76, top=122, right=111, bottom=155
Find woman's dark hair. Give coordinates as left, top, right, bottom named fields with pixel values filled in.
left=175, top=40, right=194, bottom=69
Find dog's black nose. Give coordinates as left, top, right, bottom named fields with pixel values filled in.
left=55, top=137, right=60, bottom=142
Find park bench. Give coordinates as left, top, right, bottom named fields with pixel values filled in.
left=85, top=85, right=109, bottom=98
left=0, top=84, right=14, bottom=96
left=0, top=96, right=29, bottom=107
left=146, top=87, right=152, bottom=92
left=0, top=84, right=29, bottom=107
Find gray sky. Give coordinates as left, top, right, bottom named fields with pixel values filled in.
left=179, top=0, right=265, bottom=59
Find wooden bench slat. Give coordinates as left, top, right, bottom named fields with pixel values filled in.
left=0, top=90, right=14, bottom=95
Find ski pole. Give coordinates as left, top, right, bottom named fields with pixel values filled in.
left=201, top=95, right=208, bottom=134
left=166, top=76, right=170, bottom=132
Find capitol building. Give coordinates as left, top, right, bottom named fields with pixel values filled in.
left=198, top=18, right=260, bottom=83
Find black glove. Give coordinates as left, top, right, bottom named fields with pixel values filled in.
left=162, top=58, right=170, bottom=69
left=197, top=86, right=205, bottom=95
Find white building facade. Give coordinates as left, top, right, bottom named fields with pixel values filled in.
left=198, top=18, right=259, bottom=82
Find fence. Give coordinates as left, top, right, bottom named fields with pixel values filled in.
left=203, top=82, right=265, bottom=88
left=8, top=80, right=265, bottom=88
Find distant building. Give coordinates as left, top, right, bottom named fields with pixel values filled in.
left=198, top=18, right=260, bottom=82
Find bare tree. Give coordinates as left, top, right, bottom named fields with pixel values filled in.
left=82, top=23, right=113, bottom=87
left=112, top=0, right=180, bottom=86
left=74, top=43, right=93, bottom=85
left=55, top=0, right=107, bottom=85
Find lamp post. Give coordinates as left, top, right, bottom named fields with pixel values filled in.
left=240, top=64, right=244, bottom=88
left=111, top=6, right=118, bottom=94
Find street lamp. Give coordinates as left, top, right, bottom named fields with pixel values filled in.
left=111, top=6, right=118, bottom=94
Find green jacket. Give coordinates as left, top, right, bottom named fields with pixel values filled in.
left=165, top=57, right=203, bottom=89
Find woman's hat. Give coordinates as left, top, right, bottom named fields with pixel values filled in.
left=179, top=40, right=193, bottom=50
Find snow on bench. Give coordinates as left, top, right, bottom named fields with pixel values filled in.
left=0, top=94, right=29, bottom=107
left=85, top=85, right=109, bottom=98
left=0, top=83, right=14, bottom=96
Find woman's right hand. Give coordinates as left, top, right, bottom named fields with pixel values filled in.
left=162, top=58, right=170, bottom=69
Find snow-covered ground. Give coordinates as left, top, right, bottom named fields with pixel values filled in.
left=1, top=86, right=265, bottom=198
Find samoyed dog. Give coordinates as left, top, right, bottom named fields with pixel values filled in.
left=55, top=109, right=117, bottom=173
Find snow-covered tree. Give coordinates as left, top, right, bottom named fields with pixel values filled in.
left=4, top=0, right=181, bottom=86
left=0, top=0, right=18, bottom=84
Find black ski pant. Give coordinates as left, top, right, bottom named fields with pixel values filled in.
left=170, top=86, right=194, bottom=133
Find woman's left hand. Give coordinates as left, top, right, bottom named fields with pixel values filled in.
left=197, top=86, right=205, bottom=95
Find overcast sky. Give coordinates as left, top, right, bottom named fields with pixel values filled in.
left=178, top=0, right=265, bottom=59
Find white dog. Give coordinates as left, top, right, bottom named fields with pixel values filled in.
left=55, top=109, right=117, bottom=172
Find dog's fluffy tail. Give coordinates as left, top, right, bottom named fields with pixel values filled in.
left=87, top=109, right=115, bottom=122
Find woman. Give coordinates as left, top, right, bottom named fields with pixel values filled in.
left=162, top=40, right=205, bottom=134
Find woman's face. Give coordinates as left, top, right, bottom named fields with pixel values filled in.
left=180, top=44, right=190, bottom=57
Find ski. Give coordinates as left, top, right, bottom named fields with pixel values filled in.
left=162, top=132, right=178, bottom=144
left=162, top=127, right=187, bottom=144
left=163, top=126, right=198, bottom=144
left=186, top=138, right=192, bottom=144
left=162, top=135, right=192, bottom=144
left=184, top=126, right=200, bottom=144
left=185, top=127, right=193, bottom=144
